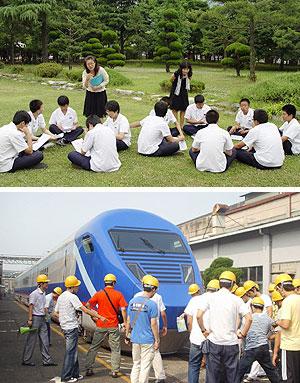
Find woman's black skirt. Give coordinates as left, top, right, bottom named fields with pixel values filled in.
left=83, top=90, right=107, bottom=118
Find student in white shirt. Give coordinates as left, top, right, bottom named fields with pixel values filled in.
left=28, top=100, right=55, bottom=140
left=104, top=100, right=131, bottom=151
left=132, top=101, right=184, bottom=157
left=0, top=111, right=44, bottom=173
left=279, top=104, right=300, bottom=155
left=67, top=115, right=121, bottom=173
left=149, top=96, right=184, bottom=138
left=49, top=95, right=83, bottom=146
left=183, top=94, right=211, bottom=136
left=189, top=110, right=236, bottom=173
left=234, top=109, right=284, bottom=170
left=228, top=98, right=254, bottom=137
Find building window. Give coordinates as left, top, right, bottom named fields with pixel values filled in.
left=240, top=266, right=263, bottom=290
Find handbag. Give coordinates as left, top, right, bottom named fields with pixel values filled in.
left=127, top=297, right=150, bottom=340
left=103, top=289, right=124, bottom=324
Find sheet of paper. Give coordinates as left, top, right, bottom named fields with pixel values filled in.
left=32, top=133, right=50, bottom=151
left=176, top=316, right=187, bottom=332
left=231, top=134, right=243, bottom=141
left=71, top=138, right=84, bottom=153
left=179, top=140, right=188, bottom=151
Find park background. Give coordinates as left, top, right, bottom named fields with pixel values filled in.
left=0, top=0, right=300, bottom=187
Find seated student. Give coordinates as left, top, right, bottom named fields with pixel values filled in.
left=131, top=101, right=184, bottom=157
left=183, top=94, right=211, bottom=136
left=228, top=98, right=254, bottom=137
left=234, top=109, right=284, bottom=170
left=103, top=100, right=131, bottom=151
left=279, top=104, right=300, bottom=155
left=0, top=111, right=44, bottom=173
left=67, top=114, right=121, bottom=173
left=149, top=96, right=184, bottom=137
left=49, top=95, right=83, bottom=146
left=28, top=99, right=56, bottom=149
left=189, top=109, right=236, bottom=173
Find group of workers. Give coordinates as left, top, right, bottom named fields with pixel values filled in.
left=20, top=271, right=300, bottom=383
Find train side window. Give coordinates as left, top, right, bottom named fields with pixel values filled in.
left=182, top=265, right=195, bottom=283
left=82, top=235, right=94, bottom=254
left=126, top=263, right=145, bottom=282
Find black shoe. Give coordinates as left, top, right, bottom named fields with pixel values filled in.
left=86, top=369, right=94, bottom=376
left=29, top=163, right=48, bottom=170
left=22, top=362, right=35, bottom=366
left=110, top=371, right=119, bottom=378
left=57, top=138, right=66, bottom=147
left=43, top=362, right=58, bottom=366
left=155, top=380, right=166, bottom=383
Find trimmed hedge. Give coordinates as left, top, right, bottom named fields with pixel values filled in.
left=34, top=62, right=63, bottom=78
left=65, top=69, right=82, bottom=82
left=11, top=65, right=24, bottom=73
left=107, top=53, right=126, bottom=61
left=0, top=61, right=5, bottom=69
left=107, top=60, right=125, bottom=68
left=160, top=79, right=205, bottom=92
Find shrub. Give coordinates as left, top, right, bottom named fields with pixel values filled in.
left=157, top=47, right=171, bottom=55
left=165, top=22, right=176, bottom=31
left=82, top=50, right=94, bottom=57
left=0, top=61, right=5, bottom=69
left=11, top=65, right=24, bottom=73
left=100, top=47, right=115, bottom=56
left=160, top=79, right=205, bottom=92
left=166, top=32, right=179, bottom=41
left=169, top=51, right=182, bottom=60
left=82, top=43, right=92, bottom=51
left=220, top=57, right=236, bottom=68
left=92, top=43, right=103, bottom=50
left=98, top=57, right=108, bottom=66
left=105, top=68, right=132, bottom=86
left=169, top=41, right=183, bottom=51
left=34, top=62, right=63, bottom=78
left=112, top=44, right=121, bottom=52
left=107, top=53, right=126, bottom=61
left=102, top=30, right=118, bottom=44
left=163, top=8, right=179, bottom=19
left=88, top=38, right=101, bottom=44
left=166, top=59, right=181, bottom=67
left=65, top=69, right=82, bottom=82
left=107, top=60, right=125, bottom=68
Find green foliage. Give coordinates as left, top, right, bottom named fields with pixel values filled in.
left=34, top=62, right=63, bottom=78
left=169, top=51, right=182, bottom=60
left=102, top=30, right=118, bottom=44
left=165, top=22, right=176, bottom=32
left=88, top=38, right=101, bottom=44
left=220, top=57, right=237, bottom=68
left=10, top=65, right=24, bottom=73
left=166, top=32, right=179, bottom=41
left=0, top=62, right=5, bottom=69
left=100, top=47, right=116, bottom=55
left=112, top=44, right=121, bottom=52
left=169, top=41, right=183, bottom=51
left=82, top=50, right=94, bottom=57
left=202, top=257, right=244, bottom=287
left=160, top=79, right=205, bottom=92
left=98, top=57, right=108, bottom=66
left=157, top=47, right=171, bottom=55
left=65, top=69, right=82, bottom=82
left=163, top=8, right=179, bottom=20
left=82, top=43, right=93, bottom=51
left=107, top=53, right=126, bottom=61
left=226, top=43, right=250, bottom=57
left=105, top=68, right=132, bottom=86
left=107, top=59, right=125, bottom=68
left=92, top=43, right=103, bottom=50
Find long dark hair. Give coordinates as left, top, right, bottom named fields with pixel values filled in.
left=83, top=55, right=100, bottom=76
left=176, top=61, right=192, bottom=79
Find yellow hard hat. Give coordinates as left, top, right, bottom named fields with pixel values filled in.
left=37, top=274, right=50, bottom=283
left=143, top=275, right=159, bottom=288
left=53, top=287, right=63, bottom=295
left=251, top=297, right=264, bottom=307
left=272, top=291, right=284, bottom=302
left=104, top=273, right=116, bottom=282
left=231, top=284, right=238, bottom=294
left=235, top=287, right=247, bottom=298
left=188, top=283, right=200, bottom=295
left=207, top=279, right=220, bottom=290
left=275, top=273, right=293, bottom=287
left=293, top=279, right=300, bottom=288
left=65, top=276, right=81, bottom=288
left=219, top=271, right=236, bottom=283
left=243, top=280, right=256, bottom=292
left=268, top=283, right=275, bottom=292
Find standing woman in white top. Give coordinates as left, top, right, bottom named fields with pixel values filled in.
left=82, top=55, right=109, bottom=123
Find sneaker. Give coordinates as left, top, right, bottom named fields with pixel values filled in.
left=243, top=378, right=255, bottom=382
left=43, top=142, right=55, bottom=149
left=61, top=379, right=77, bottom=383
left=56, top=138, right=66, bottom=147
left=74, top=375, right=83, bottom=380
left=109, top=371, right=119, bottom=378
left=86, top=369, right=94, bottom=376
left=28, top=163, right=48, bottom=170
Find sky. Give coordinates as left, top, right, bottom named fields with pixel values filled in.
left=0, top=190, right=244, bottom=273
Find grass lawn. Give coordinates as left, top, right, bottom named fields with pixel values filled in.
left=0, top=63, right=298, bottom=187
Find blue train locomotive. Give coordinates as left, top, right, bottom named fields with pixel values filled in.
left=14, top=209, right=202, bottom=353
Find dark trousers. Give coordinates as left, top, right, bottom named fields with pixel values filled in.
left=281, top=349, right=300, bottom=383
left=61, top=328, right=80, bottom=381
left=235, top=149, right=282, bottom=170
left=279, top=130, right=293, bottom=155
left=183, top=124, right=208, bottom=136
left=145, top=140, right=179, bottom=157
left=170, top=127, right=180, bottom=137
left=9, top=150, right=43, bottom=172
left=116, top=140, right=129, bottom=151
left=189, top=148, right=236, bottom=172
left=49, top=124, right=83, bottom=143
left=227, top=126, right=248, bottom=137
left=68, top=151, right=91, bottom=170
left=238, top=344, right=280, bottom=383
left=188, top=342, right=203, bottom=383
left=204, top=340, right=240, bottom=383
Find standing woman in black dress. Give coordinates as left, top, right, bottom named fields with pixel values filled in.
left=169, top=61, right=192, bottom=128
left=82, top=55, right=109, bottom=123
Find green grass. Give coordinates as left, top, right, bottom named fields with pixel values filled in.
left=0, top=63, right=299, bottom=187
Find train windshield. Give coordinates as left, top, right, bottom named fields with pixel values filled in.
left=109, top=229, right=189, bottom=254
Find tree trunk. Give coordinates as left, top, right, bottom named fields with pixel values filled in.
left=249, top=14, right=256, bottom=82
left=165, top=62, right=170, bottom=72
left=9, top=28, right=15, bottom=65
left=279, top=53, right=284, bottom=70
left=120, top=26, right=124, bottom=54
left=68, top=54, right=73, bottom=70
left=41, top=13, right=48, bottom=62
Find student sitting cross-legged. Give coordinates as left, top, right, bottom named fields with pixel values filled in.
left=279, top=104, right=300, bottom=155
left=183, top=94, right=211, bottom=136
left=189, top=110, right=236, bottom=173
left=103, top=100, right=131, bottom=151
left=131, top=101, right=184, bottom=157
left=149, top=96, right=184, bottom=138
left=49, top=95, right=83, bottom=146
left=67, top=114, right=121, bottom=173
left=234, top=109, right=284, bottom=170
left=228, top=98, right=254, bottom=137
left=0, top=111, right=45, bottom=173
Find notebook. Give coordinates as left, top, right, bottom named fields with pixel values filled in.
left=89, top=74, right=103, bottom=87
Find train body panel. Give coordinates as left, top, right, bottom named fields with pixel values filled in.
left=14, top=209, right=202, bottom=352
